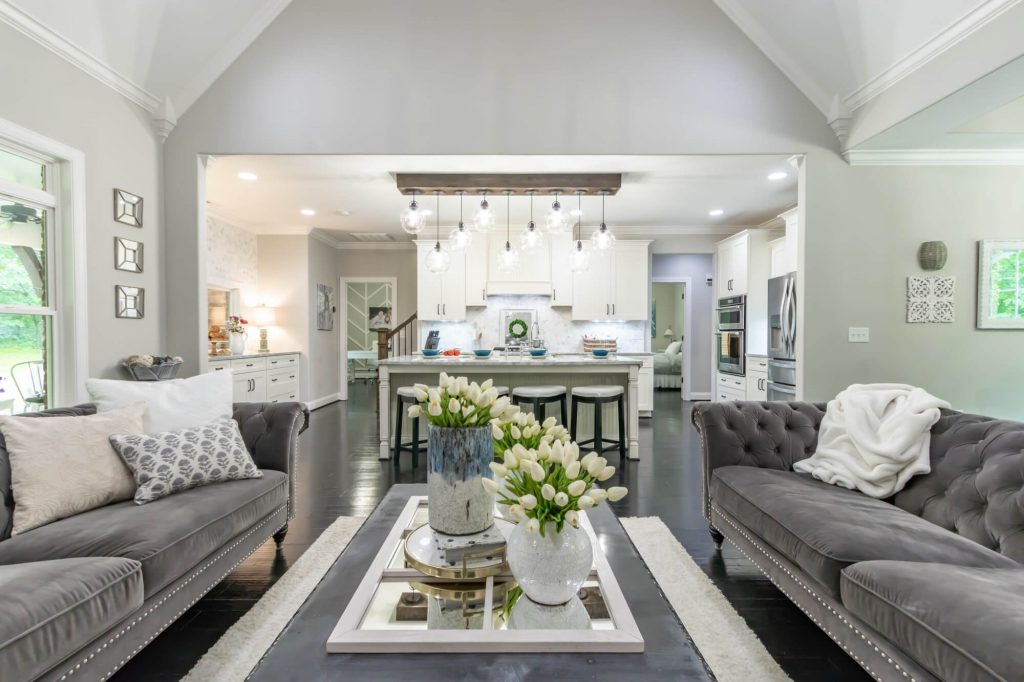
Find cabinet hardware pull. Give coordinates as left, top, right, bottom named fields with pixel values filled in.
left=612, top=303, right=616, bottom=315
left=553, top=288, right=556, bottom=300
left=443, top=304, right=446, bottom=315
left=483, top=289, right=486, bottom=299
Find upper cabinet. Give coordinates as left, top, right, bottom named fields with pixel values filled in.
left=549, top=233, right=574, bottom=307
left=778, top=207, right=799, bottom=275
left=417, top=241, right=467, bottom=321
left=716, top=235, right=748, bottom=297
left=486, top=230, right=552, bottom=296
left=716, top=230, right=771, bottom=354
left=571, top=241, right=650, bottom=321
left=465, top=237, right=489, bottom=306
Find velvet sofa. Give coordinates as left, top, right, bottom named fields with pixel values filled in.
left=0, top=401, right=308, bottom=682
left=692, top=401, right=1024, bottom=682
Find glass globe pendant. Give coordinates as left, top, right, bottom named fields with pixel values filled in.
left=590, top=191, right=616, bottom=251
left=519, top=191, right=542, bottom=252
left=570, top=191, right=590, bottom=272
left=544, top=192, right=569, bottom=233
left=424, top=191, right=450, bottom=273
left=447, top=190, right=472, bottom=251
left=473, top=192, right=495, bottom=231
left=400, top=189, right=426, bottom=234
left=496, top=191, right=520, bottom=273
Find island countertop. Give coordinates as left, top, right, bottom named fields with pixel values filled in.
left=378, top=353, right=643, bottom=367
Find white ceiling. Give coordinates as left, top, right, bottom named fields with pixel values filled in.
left=205, top=155, right=798, bottom=241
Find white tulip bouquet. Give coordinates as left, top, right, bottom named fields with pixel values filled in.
left=407, top=372, right=518, bottom=427
left=481, top=439, right=627, bottom=537
left=490, top=409, right=571, bottom=458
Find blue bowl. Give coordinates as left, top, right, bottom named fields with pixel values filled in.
left=529, top=348, right=548, bottom=358
left=591, top=348, right=610, bottom=358
left=473, top=349, right=493, bottom=358
left=421, top=348, right=441, bottom=357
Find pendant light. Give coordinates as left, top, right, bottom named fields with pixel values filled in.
left=400, top=189, right=426, bottom=234
left=570, top=191, right=590, bottom=273
left=424, top=191, right=450, bottom=273
left=448, top=190, right=472, bottom=251
left=590, top=191, right=616, bottom=251
left=496, top=190, right=520, bottom=273
left=473, top=191, right=495, bottom=231
left=519, top=190, right=543, bottom=252
left=544, top=191, right=569, bottom=233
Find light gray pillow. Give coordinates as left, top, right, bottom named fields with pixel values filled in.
left=109, top=417, right=262, bottom=504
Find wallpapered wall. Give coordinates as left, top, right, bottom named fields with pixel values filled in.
left=206, top=215, right=258, bottom=301
left=347, top=282, right=393, bottom=377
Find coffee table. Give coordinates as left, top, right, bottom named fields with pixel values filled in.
left=249, top=485, right=712, bottom=681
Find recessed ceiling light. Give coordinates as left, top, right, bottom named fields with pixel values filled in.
left=708, top=209, right=724, bottom=217
left=767, top=171, right=788, bottom=181
left=238, top=171, right=258, bottom=181
left=340, top=210, right=351, bottom=216
left=300, top=208, right=316, bottom=216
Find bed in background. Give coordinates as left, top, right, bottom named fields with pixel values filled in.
left=653, top=341, right=683, bottom=389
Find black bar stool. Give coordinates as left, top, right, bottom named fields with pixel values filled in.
left=393, top=386, right=427, bottom=466
left=570, top=385, right=626, bottom=459
left=511, top=385, right=567, bottom=425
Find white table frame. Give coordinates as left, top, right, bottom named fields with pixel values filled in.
left=326, top=496, right=644, bottom=653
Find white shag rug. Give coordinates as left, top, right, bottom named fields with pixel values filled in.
left=620, top=517, right=791, bottom=682
left=184, top=515, right=789, bottom=682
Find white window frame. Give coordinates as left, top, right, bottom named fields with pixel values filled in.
left=0, top=117, right=88, bottom=406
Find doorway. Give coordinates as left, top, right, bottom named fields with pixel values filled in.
left=339, top=277, right=397, bottom=401
left=651, top=279, right=691, bottom=399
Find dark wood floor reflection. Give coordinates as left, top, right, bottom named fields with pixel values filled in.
left=114, top=383, right=869, bottom=681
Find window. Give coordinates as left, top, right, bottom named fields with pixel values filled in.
left=977, top=239, right=1024, bottom=329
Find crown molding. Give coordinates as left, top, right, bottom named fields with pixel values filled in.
left=309, top=228, right=343, bottom=249
left=842, top=0, right=1024, bottom=112
left=844, top=148, right=1024, bottom=166
left=612, top=225, right=748, bottom=237
left=0, top=1, right=159, bottom=113
left=335, top=241, right=416, bottom=251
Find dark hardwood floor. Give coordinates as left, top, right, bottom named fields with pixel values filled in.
left=114, top=383, right=869, bottom=681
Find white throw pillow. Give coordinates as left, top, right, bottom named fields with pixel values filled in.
left=86, top=371, right=233, bottom=433
left=664, top=341, right=682, bottom=355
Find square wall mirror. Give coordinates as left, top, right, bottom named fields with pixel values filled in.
left=114, top=237, right=143, bottom=273
left=115, top=285, right=144, bottom=319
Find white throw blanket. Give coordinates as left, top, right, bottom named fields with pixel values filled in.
left=793, top=384, right=949, bottom=498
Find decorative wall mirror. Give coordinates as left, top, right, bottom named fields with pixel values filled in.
left=115, top=285, right=144, bottom=319
left=977, top=240, right=1024, bottom=329
left=114, top=237, right=143, bottom=272
left=113, top=188, right=143, bottom=227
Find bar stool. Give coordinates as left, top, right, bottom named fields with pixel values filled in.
left=493, top=386, right=510, bottom=397
left=393, top=386, right=428, bottom=467
left=511, top=385, right=567, bottom=424
left=570, top=385, right=626, bottom=459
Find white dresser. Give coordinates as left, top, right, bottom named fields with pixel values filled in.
left=208, top=353, right=301, bottom=404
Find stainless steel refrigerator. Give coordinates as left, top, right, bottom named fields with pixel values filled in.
left=767, top=274, right=797, bottom=401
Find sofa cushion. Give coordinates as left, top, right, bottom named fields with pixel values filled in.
left=0, top=471, right=286, bottom=598
left=842, top=561, right=1024, bottom=682
left=711, top=466, right=1018, bottom=597
left=0, top=557, right=143, bottom=682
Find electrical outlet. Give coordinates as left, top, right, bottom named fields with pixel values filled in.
left=848, top=327, right=870, bottom=343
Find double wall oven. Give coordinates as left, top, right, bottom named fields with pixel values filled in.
left=716, top=295, right=745, bottom=376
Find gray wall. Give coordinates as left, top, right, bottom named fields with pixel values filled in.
left=257, top=235, right=309, bottom=398
left=307, top=237, right=340, bottom=401
left=0, top=23, right=163, bottom=382
left=652, top=254, right=715, bottom=396
left=337, top=249, right=418, bottom=325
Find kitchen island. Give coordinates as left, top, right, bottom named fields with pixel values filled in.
left=377, top=354, right=643, bottom=460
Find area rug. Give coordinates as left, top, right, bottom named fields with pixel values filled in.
left=620, top=517, right=790, bottom=682
left=185, top=515, right=789, bottom=682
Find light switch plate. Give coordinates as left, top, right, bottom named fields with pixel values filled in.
left=848, top=327, right=870, bottom=343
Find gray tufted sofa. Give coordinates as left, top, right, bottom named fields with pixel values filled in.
left=692, top=401, right=1024, bottom=682
left=0, top=401, right=308, bottom=682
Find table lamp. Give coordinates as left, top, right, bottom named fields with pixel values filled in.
left=663, top=327, right=673, bottom=340
left=253, top=305, right=277, bottom=353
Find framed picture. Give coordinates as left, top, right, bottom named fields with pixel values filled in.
left=977, top=240, right=1024, bottom=329
left=113, top=188, right=143, bottom=227
left=114, top=237, right=143, bottom=273
left=115, top=285, right=144, bottom=319
left=317, top=283, right=335, bottom=331
left=368, top=306, right=392, bottom=330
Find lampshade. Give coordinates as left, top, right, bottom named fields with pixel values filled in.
left=664, top=327, right=673, bottom=338
left=252, top=305, right=277, bottom=326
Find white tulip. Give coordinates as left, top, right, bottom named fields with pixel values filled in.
left=530, top=461, right=546, bottom=482
left=512, top=443, right=528, bottom=459
left=565, top=460, right=581, bottom=479
left=607, top=486, right=628, bottom=502
left=480, top=477, right=499, bottom=494
left=516, top=411, right=528, bottom=426
left=526, top=518, right=540, bottom=534
left=439, top=372, right=450, bottom=388
left=448, top=397, right=461, bottom=414
left=597, top=466, right=615, bottom=481
left=587, top=457, right=608, bottom=477
left=504, top=451, right=519, bottom=469
left=540, top=434, right=554, bottom=446
left=568, top=480, right=586, bottom=497
left=538, top=441, right=552, bottom=461
left=519, top=494, right=537, bottom=510
left=577, top=495, right=596, bottom=510
left=428, top=388, right=440, bottom=404
left=492, top=424, right=504, bottom=439
left=542, top=416, right=557, bottom=430
left=587, top=488, right=608, bottom=503
left=428, top=401, right=442, bottom=417
left=407, top=405, right=421, bottom=418
left=489, top=396, right=510, bottom=417
left=467, top=385, right=481, bottom=403
left=562, top=443, right=580, bottom=468
left=481, top=378, right=493, bottom=391
left=580, top=452, right=597, bottom=469
left=551, top=440, right=564, bottom=464
left=413, top=386, right=428, bottom=402
left=455, top=376, right=468, bottom=395
left=509, top=504, right=525, bottom=520
left=489, top=462, right=508, bottom=477
left=502, top=406, right=520, bottom=420
left=478, top=390, right=496, bottom=407
left=554, top=492, right=569, bottom=507
left=565, top=510, right=579, bottom=527
left=510, top=424, right=522, bottom=439
left=463, top=404, right=475, bottom=418
left=541, top=483, right=556, bottom=501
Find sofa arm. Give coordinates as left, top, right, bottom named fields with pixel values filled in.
left=232, top=402, right=308, bottom=519
left=691, top=401, right=826, bottom=520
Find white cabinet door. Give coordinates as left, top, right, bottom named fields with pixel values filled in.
left=549, top=233, right=574, bottom=306
left=417, top=243, right=445, bottom=321
left=440, top=248, right=466, bottom=320
left=730, top=237, right=748, bottom=295
left=637, top=356, right=654, bottom=415
left=769, top=238, right=787, bottom=278
left=232, top=373, right=267, bottom=402
left=716, top=241, right=733, bottom=298
left=571, top=253, right=611, bottom=321
left=464, top=237, right=488, bottom=306
left=611, top=242, right=648, bottom=320
left=746, top=372, right=768, bottom=400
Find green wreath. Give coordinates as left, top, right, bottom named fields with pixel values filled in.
left=508, top=318, right=529, bottom=339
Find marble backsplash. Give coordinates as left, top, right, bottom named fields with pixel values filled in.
left=419, top=296, right=648, bottom=353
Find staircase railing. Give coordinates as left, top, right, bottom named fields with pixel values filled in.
left=377, top=313, right=418, bottom=361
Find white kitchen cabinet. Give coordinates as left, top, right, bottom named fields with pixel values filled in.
left=486, top=231, right=552, bottom=296
left=465, top=237, right=489, bottom=306
left=715, top=371, right=746, bottom=402
left=746, top=356, right=769, bottom=401
left=209, top=352, right=302, bottom=403
left=636, top=355, right=654, bottom=416
left=570, top=250, right=612, bottom=320
left=571, top=241, right=650, bottom=321
left=769, top=237, right=787, bottom=278
left=417, top=241, right=467, bottom=321
left=549, top=233, right=574, bottom=306
left=716, top=234, right=748, bottom=297
left=779, top=207, right=799, bottom=275
left=715, top=230, right=772, bottom=356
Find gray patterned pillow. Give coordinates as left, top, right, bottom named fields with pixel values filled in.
left=109, top=417, right=262, bottom=504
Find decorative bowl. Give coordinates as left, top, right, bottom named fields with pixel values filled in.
left=473, top=349, right=493, bottom=359
left=529, top=348, right=548, bottom=358
left=591, top=349, right=610, bottom=358
left=422, top=348, right=441, bottom=357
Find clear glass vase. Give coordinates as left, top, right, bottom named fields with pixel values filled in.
left=507, top=520, right=593, bottom=605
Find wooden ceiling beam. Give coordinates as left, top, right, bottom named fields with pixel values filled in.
left=394, top=173, right=622, bottom=196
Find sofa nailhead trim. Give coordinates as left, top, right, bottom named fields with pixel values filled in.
left=57, top=505, right=287, bottom=681
left=711, top=504, right=917, bottom=682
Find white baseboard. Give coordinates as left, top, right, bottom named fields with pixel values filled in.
left=305, top=393, right=342, bottom=410
left=688, top=392, right=712, bottom=401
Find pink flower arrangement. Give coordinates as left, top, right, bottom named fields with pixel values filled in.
left=224, top=315, right=249, bottom=335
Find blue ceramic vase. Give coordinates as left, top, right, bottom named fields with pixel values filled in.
left=427, top=425, right=494, bottom=535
